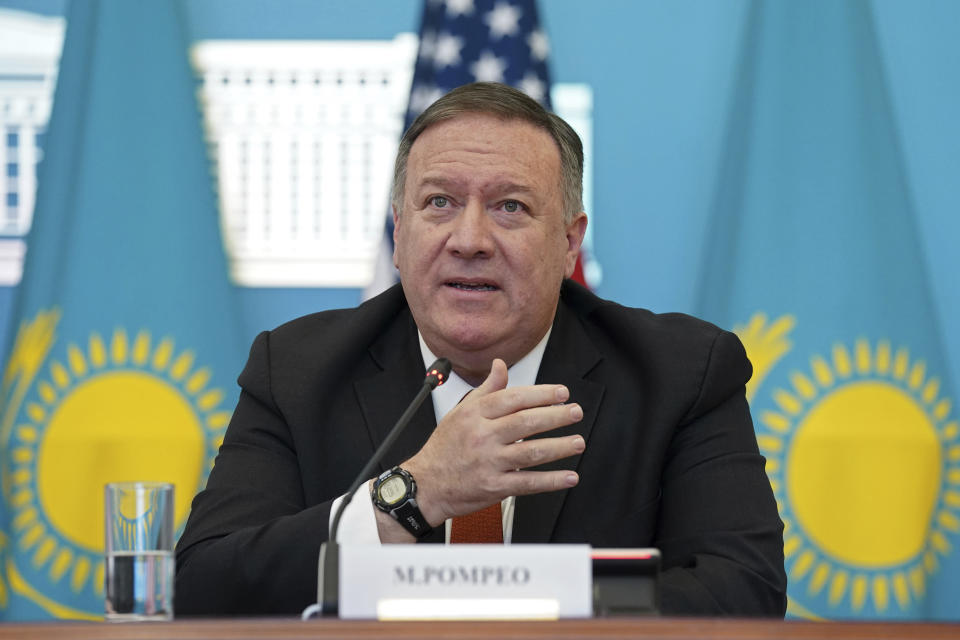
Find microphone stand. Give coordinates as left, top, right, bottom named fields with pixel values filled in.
left=315, top=358, right=451, bottom=616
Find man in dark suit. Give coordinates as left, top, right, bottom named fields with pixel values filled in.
left=175, top=82, right=787, bottom=616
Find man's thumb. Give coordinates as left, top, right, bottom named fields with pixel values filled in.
left=477, top=358, right=509, bottom=394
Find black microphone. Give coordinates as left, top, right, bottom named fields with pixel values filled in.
left=316, top=357, right=452, bottom=616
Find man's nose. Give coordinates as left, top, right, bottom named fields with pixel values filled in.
left=447, top=201, right=494, bottom=258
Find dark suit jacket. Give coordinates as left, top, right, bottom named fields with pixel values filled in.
left=175, top=281, right=786, bottom=616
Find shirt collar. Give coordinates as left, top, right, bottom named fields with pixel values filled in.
left=418, top=329, right=553, bottom=422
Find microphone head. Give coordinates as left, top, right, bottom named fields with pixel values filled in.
left=425, top=358, right=452, bottom=389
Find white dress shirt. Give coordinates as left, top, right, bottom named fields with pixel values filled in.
left=330, top=328, right=551, bottom=544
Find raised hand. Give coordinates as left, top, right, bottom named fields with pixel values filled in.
left=404, top=358, right=585, bottom=527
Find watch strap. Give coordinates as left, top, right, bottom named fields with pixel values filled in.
left=391, top=499, right=432, bottom=538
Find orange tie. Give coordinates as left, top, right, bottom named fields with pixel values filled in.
left=450, top=503, right=503, bottom=543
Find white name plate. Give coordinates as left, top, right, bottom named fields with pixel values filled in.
left=339, top=544, right=592, bottom=620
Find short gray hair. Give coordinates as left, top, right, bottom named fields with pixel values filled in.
left=391, top=82, right=584, bottom=224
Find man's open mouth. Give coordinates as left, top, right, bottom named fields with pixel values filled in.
left=446, top=281, right=498, bottom=292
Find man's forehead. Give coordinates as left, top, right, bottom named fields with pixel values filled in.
left=412, top=112, right=556, bottom=151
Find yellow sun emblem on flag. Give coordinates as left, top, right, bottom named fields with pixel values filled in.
left=0, top=309, right=230, bottom=618
left=737, top=313, right=960, bottom=618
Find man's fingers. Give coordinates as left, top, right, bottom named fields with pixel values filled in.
left=478, top=384, right=570, bottom=419
left=495, top=403, right=584, bottom=442
left=503, top=469, right=580, bottom=496
left=500, top=435, right=586, bottom=471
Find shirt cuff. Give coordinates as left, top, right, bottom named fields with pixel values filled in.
left=329, top=484, right=382, bottom=545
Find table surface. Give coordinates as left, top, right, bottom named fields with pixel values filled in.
left=0, top=617, right=958, bottom=640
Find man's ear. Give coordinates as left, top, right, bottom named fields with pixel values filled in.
left=564, top=212, right=588, bottom=278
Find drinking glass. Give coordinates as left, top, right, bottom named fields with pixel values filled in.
left=104, top=482, right=174, bottom=621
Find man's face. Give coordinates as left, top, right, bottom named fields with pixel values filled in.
left=393, top=113, right=587, bottom=382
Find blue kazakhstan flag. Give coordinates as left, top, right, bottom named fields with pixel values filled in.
left=697, top=0, right=959, bottom=620
left=0, top=0, right=243, bottom=620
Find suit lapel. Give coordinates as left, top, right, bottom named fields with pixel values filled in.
left=354, top=310, right=439, bottom=474
left=513, top=300, right=605, bottom=543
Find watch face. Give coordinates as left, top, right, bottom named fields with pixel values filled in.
left=378, top=475, right=408, bottom=506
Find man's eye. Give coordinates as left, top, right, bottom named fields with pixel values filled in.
left=502, top=200, right=522, bottom=213
left=429, top=196, right=449, bottom=208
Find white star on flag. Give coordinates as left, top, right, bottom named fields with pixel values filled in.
left=445, top=0, right=475, bottom=17
left=408, top=84, right=445, bottom=115
left=418, top=29, right=438, bottom=64
left=484, top=1, right=522, bottom=39
left=433, top=32, right=465, bottom=68
left=518, top=71, right=546, bottom=102
left=471, top=51, right=508, bottom=82
left=527, top=29, right=549, bottom=61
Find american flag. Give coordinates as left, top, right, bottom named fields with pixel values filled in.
left=365, top=0, right=588, bottom=299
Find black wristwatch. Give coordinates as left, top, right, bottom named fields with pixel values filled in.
left=371, top=466, right=433, bottom=538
